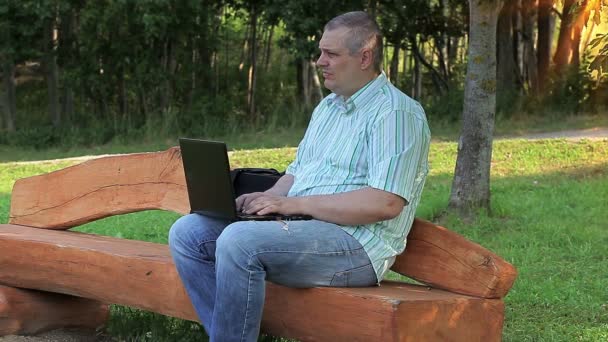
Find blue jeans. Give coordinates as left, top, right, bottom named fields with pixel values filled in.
left=168, top=214, right=378, bottom=342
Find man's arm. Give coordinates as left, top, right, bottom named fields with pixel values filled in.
left=245, top=187, right=406, bottom=226
left=265, top=174, right=294, bottom=196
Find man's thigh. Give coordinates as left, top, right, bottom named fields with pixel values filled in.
left=217, top=219, right=377, bottom=288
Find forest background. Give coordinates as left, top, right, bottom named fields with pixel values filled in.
left=1, top=0, right=607, bottom=149
left=1, top=1, right=608, bottom=340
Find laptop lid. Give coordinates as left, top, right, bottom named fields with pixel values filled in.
left=179, top=138, right=237, bottom=220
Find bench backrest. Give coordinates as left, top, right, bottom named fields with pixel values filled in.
left=8, top=147, right=517, bottom=299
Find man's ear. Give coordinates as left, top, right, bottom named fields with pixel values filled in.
left=360, top=49, right=373, bottom=70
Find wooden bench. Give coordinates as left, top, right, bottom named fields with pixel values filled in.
left=0, top=147, right=517, bottom=341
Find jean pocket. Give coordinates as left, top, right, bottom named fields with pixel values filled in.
left=197, top=240, right=217, bottom=264
left=330, top=263, right=377, bottom=287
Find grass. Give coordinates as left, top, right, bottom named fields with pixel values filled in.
left=1, top=112, right=606, bottom=162
left=1, top=138, right=607, bottom=341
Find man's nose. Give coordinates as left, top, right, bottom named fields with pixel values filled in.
left=316, top=53, right=327, bottom=67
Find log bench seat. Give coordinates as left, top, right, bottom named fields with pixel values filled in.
left=0, top=147, right=517, bottom=341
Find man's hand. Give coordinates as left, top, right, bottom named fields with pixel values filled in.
left=235, top=192, right=266, bottom=212
left=241, top=193, right=303, bottom=216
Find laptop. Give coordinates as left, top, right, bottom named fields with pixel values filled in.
left=179, top=138, right=312, bottom=221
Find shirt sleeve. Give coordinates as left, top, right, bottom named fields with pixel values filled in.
left=366, top=107, right=430, bottom=203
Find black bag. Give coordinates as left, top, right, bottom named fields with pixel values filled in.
left=230, top=168, right=283, bottom=197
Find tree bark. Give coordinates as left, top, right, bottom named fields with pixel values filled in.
left=496, top=0, right=519, bottom=92
left=537, top=0, right=553, bottom=89
left=301, top=59, right=311, bottom=107
left=247, top=3, right=258, bottom=121
left=411, top=38, right=448, bottom=95
left=448, top=0, right=502, bottom=218
left=521, top=0, right=538, bottom=92
left=570, top=0, right=590, bottom=69
left=159, top=39, right=173, bottom=116
left=389, top=42, right=400, bottom=83
left=61, top=86, right=74, bottom=124
left=413, top=52, right=422, bottom=100
left=310, top=59, right=323, bottom=104
left=43, top=16, right=61, bottom=128
left=1, top=61, right=17, bottom=132
left=553, top=0, right=575, bottom=72
left=264, top=24, right=274, bottom=72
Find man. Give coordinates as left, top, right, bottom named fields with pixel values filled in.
left=169, top=11, right=430, bottom=342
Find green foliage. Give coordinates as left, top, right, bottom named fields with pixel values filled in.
left=1, top=0, right=605, bottom=150
left=1, top=124, right=115, bottom=149
left=588, top=32, right=608, bottom=81
left=423, top=81, right=464, bottom=123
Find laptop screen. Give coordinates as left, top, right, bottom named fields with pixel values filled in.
left=179, top=138, right=237, bottom=220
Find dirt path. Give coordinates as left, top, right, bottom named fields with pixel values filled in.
left=497, top=127, right=608, bottom=141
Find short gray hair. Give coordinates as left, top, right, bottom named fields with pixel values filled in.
left=325, top=11, right=383, bottom=73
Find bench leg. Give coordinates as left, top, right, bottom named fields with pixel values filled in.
left=0, top=285, right=109, bottom=336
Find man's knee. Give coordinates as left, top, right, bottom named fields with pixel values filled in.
left=216, top=221, right=258, bottom=262
left=169, top=214, right=196, bottom=248
left=169, top=214, right=220, bottom=252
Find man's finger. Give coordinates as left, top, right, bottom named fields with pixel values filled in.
left=257, top=205, right=277, bottom=216
left=235, top=194, right=248, bottom=211
left=243, top=192, right=264, bottom=211
left=245, top=200, right=267, bottom=214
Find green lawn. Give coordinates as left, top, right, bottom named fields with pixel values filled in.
left=1, top=138, right=607, bottom=341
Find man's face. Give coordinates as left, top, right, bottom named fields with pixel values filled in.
left=316, top=27, right=364, bottom=98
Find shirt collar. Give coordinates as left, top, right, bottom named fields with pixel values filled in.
left=328, top=71, right=388, bottom=114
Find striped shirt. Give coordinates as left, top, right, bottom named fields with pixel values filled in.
left=285, top=72, right=430, bottom=282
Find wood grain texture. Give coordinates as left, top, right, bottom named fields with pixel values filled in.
left=263, top=281, right=504, bottom=342
left=7, top=149, right=517, bottom=298
left=9, top=147, right=189, bottom=229
left=0, top=224, right=504, bottom=341
left=0, top=285, right=108, bottom=336
left=394, top=218, right=518, bottom=299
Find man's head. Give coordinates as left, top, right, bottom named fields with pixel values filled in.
left=317, top=11, right=383, bottom=98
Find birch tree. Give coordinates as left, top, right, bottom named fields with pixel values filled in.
left=448, top=0, right=503, bottom=218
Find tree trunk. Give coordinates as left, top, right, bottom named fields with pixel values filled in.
left=264, top=24, right=274, bottom=71
left=435, top=37, right=449, bottom=80
left=389, top=42, right=400, bottom=83
left=58, top=6, right=76, bottom=126
left=581, top=17, right=596, bottom=53
left=301, top=59, right=311, bottom=107
left=61, top=86, right=74, bottom=124
left=537, top=0, right=553, bottom=89
left=512, top=0, right=522, bottom=82
left=310, top=59, right=323, bottom=104
left=368, top=0, right=377, bottom=19
left=239, top=23, right=250, bottom=72
left=44, top=16, right=61, bottom=128
left=413, top=52, right=422, bottom=100
left=247, top=3, right=258, bottom=121
left=160, top=40, right=170, bottom=116
left=448, top=0, right=502, bottom=218
left=440, top=0, right=450, bottom=75
left=553, top=0, right=575, bottom=72
left=570, top=0, right=590, bottom=69
left=118, top=70, right=127, bottom=124
left=521, top=0, right=538, bottom=92
left=1, top=61, right=17, bottom=132
left=411, top=38, right=449, bottom=95
left=496, top=0, right=518, bottom=92
left=401, top=47, right=408, bottom=89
